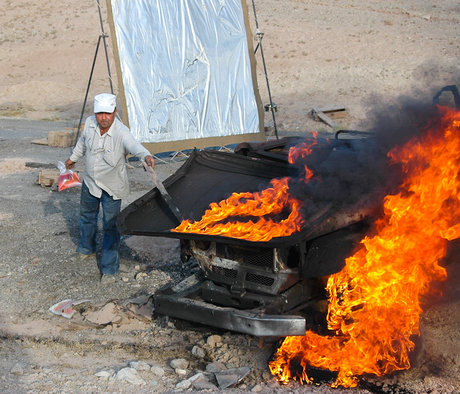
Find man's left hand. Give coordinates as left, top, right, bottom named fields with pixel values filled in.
left=144, top=155, right=155, bottom=169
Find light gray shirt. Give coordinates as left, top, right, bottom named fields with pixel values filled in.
left=70, top=115, right=151, bottom=200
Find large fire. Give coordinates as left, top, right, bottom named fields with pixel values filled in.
left=172, top=106, right=458, bottom=386
left=172, top=136, right=318, bottom=241
left=269, top=106, right=459, bottom=387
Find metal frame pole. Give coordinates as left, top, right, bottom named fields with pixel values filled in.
left=251, top=0, right=278, bottom=139
left=73, top=1, right=115, bottom=148
left=73, top=35, right=102, bottom=147
left=97, top=0, right=114, bottom=94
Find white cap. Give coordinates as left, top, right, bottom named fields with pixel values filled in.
left=94, top=93, right=116, bottom=113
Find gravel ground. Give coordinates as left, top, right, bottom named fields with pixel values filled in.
left=0, top=118, right=459, bottom=393
left=0, top=0, right=459, bottom=391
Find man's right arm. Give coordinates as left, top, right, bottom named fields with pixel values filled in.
left=66, top=120, right=89, bottom=169
left=66, top=137, right=84, bottom=169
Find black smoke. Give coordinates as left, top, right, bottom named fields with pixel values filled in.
left=287, top=84, right=459, bottom=227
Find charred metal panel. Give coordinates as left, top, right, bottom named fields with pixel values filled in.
left=117, top=149, right=302, bottom=247
left=155, top=293, right=306, bottom=336
left=154, top=274, right=307, bottom=336
left=301, top=221, right=371, bottom=278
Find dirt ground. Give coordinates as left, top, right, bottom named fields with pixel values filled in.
left=0, top=0, right=459, bottom=393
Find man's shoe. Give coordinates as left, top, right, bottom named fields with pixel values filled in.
left=100, top=274, right=117, bottom=284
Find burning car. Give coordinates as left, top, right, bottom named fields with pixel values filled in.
left=118, top=99, right=459, bottom=387
left=117, top=133, right=388, bottom=337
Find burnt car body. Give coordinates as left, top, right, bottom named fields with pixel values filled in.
left=117, top=135, right=377, bottom=336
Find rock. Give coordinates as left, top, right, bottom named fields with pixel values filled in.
left=128, top=361, right=151, bottom=371
left=10, top=363, right=25, bottom=375
left=176, top=379, right=192, bottom=390
left=267, top=380, right=280, bottom=389
left=215, top=366, right=251, bottom=389
left=205, top=361, right=227, bottom=373
left=251, top=383, right=262, bottom=392
left=206, top=334, right=222, bottom=348
left=175, top=368, right=187, bottom=376
left=121, top=276, right=129, bottom=282
left=217, top=353, right=230, bottom=363
left=150, top=365, right=165, bottom=377
left=188, top=372, right=205, bottom=382
left=215, top=373, right=239, bottom=389
left=135, top=272, right=147, bottom=281
left=190, top=373, right=218, bottom=390
left=262, top=371, right=272, bottom=380
left=191, top=345, right=206, bottom=358
left=170, top=358, right=189, bottom=370
left=94, top=369, right=114, bottom=380
left=83, top=303, right=123, bottom=325
left=116, top=367, right=146, bottom=385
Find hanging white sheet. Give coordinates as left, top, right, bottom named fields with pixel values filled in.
left=109, top=0, right=260, bottom=143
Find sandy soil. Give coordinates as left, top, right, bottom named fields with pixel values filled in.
left=1, top=0, right=458, bottom=130
left=0, top=0, right=459, bottom=393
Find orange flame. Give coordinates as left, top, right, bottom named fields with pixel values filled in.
left=172, top=136, right=318, bottom=241
left=269, top=106, right=459, bottom=387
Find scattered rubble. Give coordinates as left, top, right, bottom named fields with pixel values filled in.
left=150, top=364, right=165, bottom=377
left=191, top=345, right=206, bottom=358
left=206, top=361, right=227, bottom=373
left=170, top=358, right=189, bottom=370
left=206, top=334, right=223, bottom=348
left=128, top=361, right=151, bottom=371
left=94, top=369, right=114, bottom=380
left=175, top=378, right=192, bottom=390
left=215, top=366, right=251, bottom=389
left=116, top=367, right=146, bottom=385
left=10, top=363, right=25, bottom=376
left=175, top=368, right=188, bottom=376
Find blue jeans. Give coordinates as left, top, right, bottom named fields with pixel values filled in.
left=77, top=182, right=122, bottom=275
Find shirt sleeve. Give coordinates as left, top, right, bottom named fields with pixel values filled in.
left=122, top=131, right=151, bottom=161
left=69, top=120, right=88, bottom=162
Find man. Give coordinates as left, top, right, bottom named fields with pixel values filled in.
left=65, top=93, right=155, bottom=284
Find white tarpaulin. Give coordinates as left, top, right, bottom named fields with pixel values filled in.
left=109, top=0, right=261, bottom=144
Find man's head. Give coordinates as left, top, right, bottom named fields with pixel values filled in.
left=94, top=93, right=117, bottom=133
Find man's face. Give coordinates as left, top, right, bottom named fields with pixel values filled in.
left=95, top=109, right=117, bottom=133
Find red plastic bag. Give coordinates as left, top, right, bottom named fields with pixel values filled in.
left=57, top=161, right=82, bottom=191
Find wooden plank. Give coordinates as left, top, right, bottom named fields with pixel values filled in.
left=311, top=108, right=337, bottom=128
left=25, top=162, right=56, bottom=169
left=315, top=111, right=337, bottom=128
left=31, top=138, right=48, bottom=146
left=47, top=130, right=77, bottom=148
left=319, top=105, right=346, bottom=113
left=311, top=105, right=347, bottom=128
left=37, top=169, right=60, bottom=188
